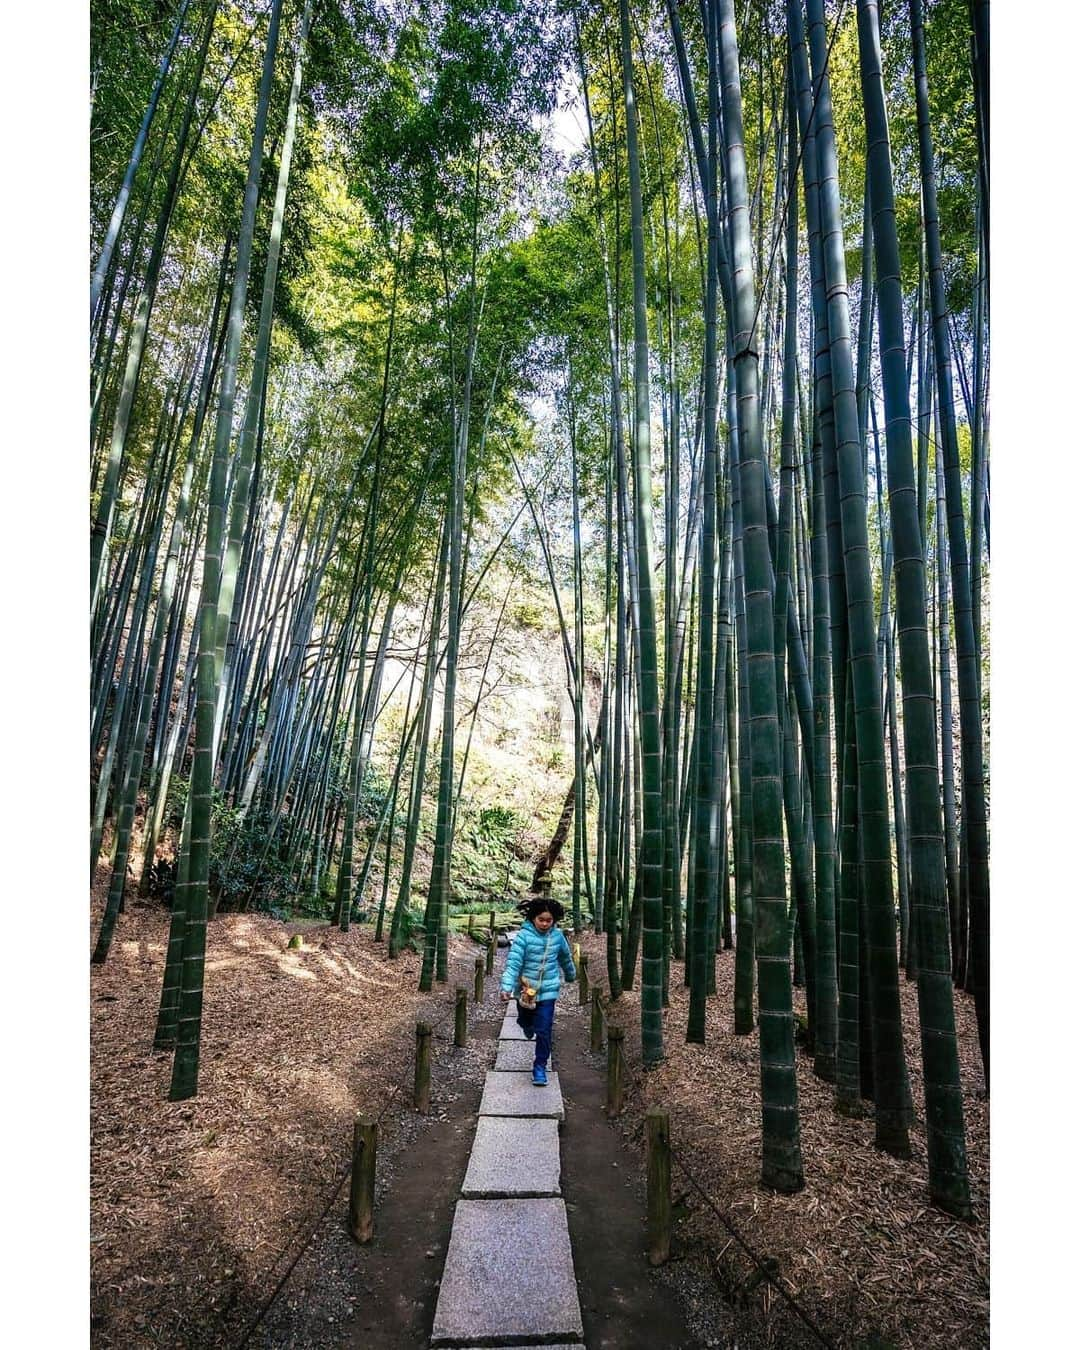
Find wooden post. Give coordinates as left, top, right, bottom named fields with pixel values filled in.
left=348, top=1116, right=377, bottom=1243
left=590, top=986, right=604, bottom=1052
left=646, top=1108, right=672, bottom=1266
left=485, top=931, right=495, bottom=974
left=414, top=1021, right=432, bottom=1114
left=606, top=1025, right=625, bottom=1117
left=454, top=986, right=468, bottom=1046
left=579, top=953, right=590, bottom=1005
left=467, top=912, right=475, bottom=936
left=474, top=957, right=484, bottom=1003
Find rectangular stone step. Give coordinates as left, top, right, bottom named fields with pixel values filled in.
left=478, top=1070, right=564, bottom=1122
left=494, top=1040, right=539, bottom=1071
left=499, top=1012, right=527, bottom=1041
left=461, top=1117, right=561, bottom=1198
left=430, top=1198, right=583, bottom=1347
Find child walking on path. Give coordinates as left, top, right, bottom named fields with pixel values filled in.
left=500, top=898, right=576, bottom=1086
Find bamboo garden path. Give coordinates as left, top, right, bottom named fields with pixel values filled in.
left=87, top=1, right=992, bottom=1342
left=430, top=961, right=584, bottom=1349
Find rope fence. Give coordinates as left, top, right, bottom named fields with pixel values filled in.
left=236, top=955, right=501, bottom=1347
left=582, top=981, right=838, bottom=1350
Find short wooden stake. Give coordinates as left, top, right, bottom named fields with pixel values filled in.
left=646, top=1107, right=672, bottom=1266
left=474, top=957, right=484, bottom=1003
left=467, top=912, right=475, bottom=936
left=454, top=986, right=468, bottom=1046
left=606, top=1025, right=625, bottom=1117
left=590, top=986, right=604, bottom=1053
left=348, top=1116, right=377, bottom=1243
left=414, top=1021, right=432, bottom=1114
left=485, top=932, right=495, bottom=974
left=579, top=953, right=590, bottom=1005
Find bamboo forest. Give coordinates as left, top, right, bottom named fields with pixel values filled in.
left=87, top=0, right=993, bottom=1345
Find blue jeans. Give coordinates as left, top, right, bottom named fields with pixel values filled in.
left=517, top=997, right=556, bottom=1069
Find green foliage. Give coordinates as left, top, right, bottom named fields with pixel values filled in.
left=209, top=796, right=293, bottom=917
left=356, top=762, right=391, bottom=824
left=467, top=804, right=521, bottom=852
left=392, top=905, right=426, bottom=953
left=447, top=801, right=530, bottom=907
left=90, top=0, right=180, bottom=234
left=512, top=598, right=548, bottom=630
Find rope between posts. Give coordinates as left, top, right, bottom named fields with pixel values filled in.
left=574, top=980, right=836, bottom=1350
left=235, top=964, right=494, bottom=1347
left=667, top=1147, right=838, bottom=1350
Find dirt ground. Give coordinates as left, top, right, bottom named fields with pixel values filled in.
left=574, top=931, right=990, bottom=1350
left=90, top=893, right=734, bottom=1349
left=90, top=889, right=501, bottom=1348
left=247, top=978, right=735, bottom=1350
left=90, top=892, right=987, bottom=1349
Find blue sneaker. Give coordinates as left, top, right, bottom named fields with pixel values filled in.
left=532, top=1064, right=548, bottom=1087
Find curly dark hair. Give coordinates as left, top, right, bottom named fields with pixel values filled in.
left=517, top=896, right=565, bottom=923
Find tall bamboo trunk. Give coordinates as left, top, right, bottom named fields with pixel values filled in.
left=799, top=0, right=911, bottom=1155
left=169, top=0, right=285, bottom=1102
left=686, top=0, right=721, bottom=1045
left=718, top=0, right=802, bottom=1192
left=854, top=0, right=972, bottom=1215
left=618, top=0, right=665, bottom=1063
left=905, top=0, right=990, bottom=1088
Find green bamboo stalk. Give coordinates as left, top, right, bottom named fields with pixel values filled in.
left=801, top=0, right=911, bottom=1155
left=903, top=0, right=989, bottom=1086
left=718, top=0, right=802, bottom=1191
left=170, top=0, right=285, bottom=1102
left=774, top=77, right=816, bottom=1051
left=686, top=0, right=721, bottom=1046
left=729, top=372, right=755, bottom=1037
left=390, top=520, right=449, bottom=956
left=619, top=0, right=665, bottom=1064
left=935, top=440, right=962, bottom=983
left=212, top=0, right=314, bottom=774
left=420, top=145, right=485, bottom=992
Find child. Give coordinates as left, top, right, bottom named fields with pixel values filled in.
left=500, top=897, right=576, bottom=1086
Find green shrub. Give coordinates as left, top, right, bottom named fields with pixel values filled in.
left=512, top=598, right=547, bottom=630
left=209, top=796, right=293, bottom=917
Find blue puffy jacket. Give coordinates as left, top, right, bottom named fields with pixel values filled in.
left=501, top=921, right=576, bottom=1003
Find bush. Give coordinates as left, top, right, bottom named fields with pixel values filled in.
left=469, top=804, right=520, bottom=851
left=209, top=796, right=293, bottom=917
left=395, top=907, right=425, bottom=953
left=512, top=599, right=547, bottom=630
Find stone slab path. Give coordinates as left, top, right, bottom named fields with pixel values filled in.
left=461, top=1117, right=561, bottom=1198
left=493, top=1039, right=536, bottom=1071
left=430, top=997, right=585, bottom=1348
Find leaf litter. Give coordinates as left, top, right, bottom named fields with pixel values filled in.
left=90, top=896, right=496, bottom=1348
left=577, top=931, right=989, bottom=1350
